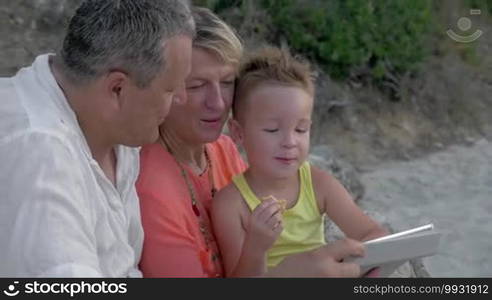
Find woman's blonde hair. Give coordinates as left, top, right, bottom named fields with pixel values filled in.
left=192, top=7, right=243, bottom=67
left=233, top=46, right=315, bottom=119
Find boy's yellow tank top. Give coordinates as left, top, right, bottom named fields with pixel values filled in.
left=232, top=161, right=325, bottom=268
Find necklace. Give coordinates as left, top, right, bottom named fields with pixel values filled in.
left=158, top=130, right=221, bottom=276
left=158, top=134, right=217, bottom=212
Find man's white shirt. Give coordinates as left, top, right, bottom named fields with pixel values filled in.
left=0, top=54, right=144, bottom=277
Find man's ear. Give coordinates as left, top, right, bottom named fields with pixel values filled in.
left=104, top=71, right=129, bottom=110
left=228, top=118, right=244, bottom=145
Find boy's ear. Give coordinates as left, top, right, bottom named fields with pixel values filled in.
left=227, top=118, right=244, bottom=145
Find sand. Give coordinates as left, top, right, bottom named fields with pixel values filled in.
left=359, top=139, right=492, bottom=277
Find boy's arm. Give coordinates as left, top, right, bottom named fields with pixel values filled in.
left=311, top=166, right=389, bottom=241
left=211, top=185, right=282, bottom=277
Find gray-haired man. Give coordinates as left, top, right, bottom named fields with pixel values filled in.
left=0, top=0, right=195, bottom=277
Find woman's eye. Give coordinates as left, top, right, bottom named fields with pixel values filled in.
left=221, top=80, right=234, bottom=86
left=296, top=128, right=308, bottom=133
left=263, top=128, right=278, bottom=133
left=186, top=82, right=204, bottom=90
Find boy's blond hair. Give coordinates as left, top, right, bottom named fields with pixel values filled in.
left=233, top=46, right=315, bottom=121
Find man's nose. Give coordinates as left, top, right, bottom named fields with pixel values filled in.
left=173, top=86, right=187, bottom=105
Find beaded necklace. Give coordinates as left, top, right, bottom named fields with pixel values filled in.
left=158, top=131, right=221, bottom=276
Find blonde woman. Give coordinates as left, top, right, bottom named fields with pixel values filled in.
left=137, top=7, right=367, bottom=278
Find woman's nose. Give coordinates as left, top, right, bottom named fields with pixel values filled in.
left=205, top=84, right=226, bottom=111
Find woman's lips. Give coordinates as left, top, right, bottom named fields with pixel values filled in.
left=200, top=118, right=222, bottom=128
left=201, top=118, right=221, bottom=122
left=275, top=157, right=297, bottom=164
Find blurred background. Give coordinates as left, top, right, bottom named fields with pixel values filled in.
left=1, top=0, right=490, bottom=277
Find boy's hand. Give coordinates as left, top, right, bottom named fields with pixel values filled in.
left=316, top=238, right=365, bottom=277
left=245, top=199, right=283, bottom=252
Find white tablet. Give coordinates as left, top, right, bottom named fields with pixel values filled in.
left=346, top=224, right=442, bottom=277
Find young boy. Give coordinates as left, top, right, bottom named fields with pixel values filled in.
left=211, top=47, right=388, bottom=277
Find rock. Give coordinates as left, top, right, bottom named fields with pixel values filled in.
left=309, top=145, right=365, bottom=202
left=389, top=262, right=416, bottom=278
left=0, top=0, right=83, bottom=76
left=410, top=258, right=431, bottom=278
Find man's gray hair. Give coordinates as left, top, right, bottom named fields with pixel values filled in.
left=58, top=0, right=195, bottom=88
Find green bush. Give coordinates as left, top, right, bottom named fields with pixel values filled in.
left=466, top=0, right=492, bottom=15
left=197, top=0, right=434, bottom=85
left=261, top=0, right=433, bottom=81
